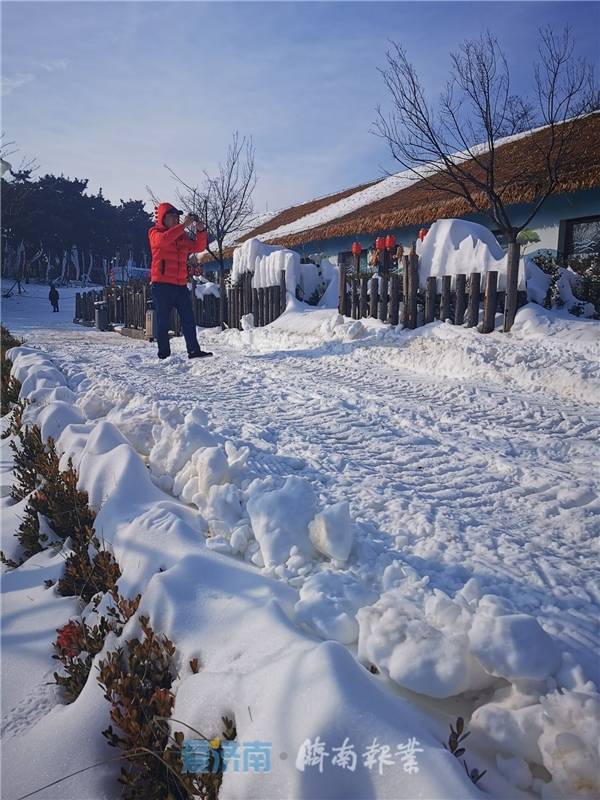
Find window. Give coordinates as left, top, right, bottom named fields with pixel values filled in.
left=561, top=215, right=600, bottom=259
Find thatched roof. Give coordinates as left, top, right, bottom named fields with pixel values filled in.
left=202, top=113, right=600, bottom=262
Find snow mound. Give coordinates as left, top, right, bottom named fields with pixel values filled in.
left=416, top=218, right=521, bottom=291
left=469, top=610, right=560, bottom=681
left=357, top=578, right=574, bottom=699
left=247, top=476, right=317, bottom=566
left=308, top=501, right=354, bottom=561
left=295, top=571, right=378, bottom=644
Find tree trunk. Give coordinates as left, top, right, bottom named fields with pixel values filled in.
left=503, top=233, right=520, bottom=333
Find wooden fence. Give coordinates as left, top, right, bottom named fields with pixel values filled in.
left=75, top=274, right=287, bottom=334
left=226, top=270, right=287, bottom=330
left=75, top=284, right=221, bottom=332
left=339, top=251, right=525, bottom=333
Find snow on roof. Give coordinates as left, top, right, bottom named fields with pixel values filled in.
left=249, top=112, right=600, bottom=250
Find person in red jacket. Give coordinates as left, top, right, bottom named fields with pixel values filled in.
left=148, top=202, right=212, bottom=360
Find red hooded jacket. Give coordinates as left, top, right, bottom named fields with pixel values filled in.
left=149, top=203, right=208, bottom=286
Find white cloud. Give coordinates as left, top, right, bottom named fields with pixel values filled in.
left=1, top=73, right=35, bottom=96
left=40, top=59, right=69, bottom=72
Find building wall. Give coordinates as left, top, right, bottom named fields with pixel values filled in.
left=292, top=187, right=600, bottom=263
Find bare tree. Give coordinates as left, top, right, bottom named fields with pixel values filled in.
left=165, top=132, right=257, bottom=273
left=1, top=132, right=39, bottom=179
left=374, top=26, right=596, bottom=329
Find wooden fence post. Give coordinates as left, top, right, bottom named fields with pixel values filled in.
left=279, top=269, right=286, bottom=315
left=407, top=249, right=418, bottom=329
left=219, top=270, right=226, bottom=328
left=440, top=276, right=451, bottom=321
left=369, top=277, right=378, bottom=318
left=274, top=286, right=281, bottom=322
left=482, top=271, right=498, bottom=334
left=454, top=274, right=466, bottom=325
left=402, top=255, right=410, bottom=326
left=352, top=252, right=360, bottom=319
left=252, top=287, right=259, bottom=325
left=467, top=272, right=481, bottom=328
left=246, top=272, right=253, bottom=318
left=424, top=276, right=436, bottom=324
left=258, top=287, right=265, bottom=326
left=504, top=242, right=520, bottom=332
left=338, top=264, right=346, bottom=315
left=359, top=276, right=368, bottom=318
left=389, top=273, right=400, bottom=325
left=379, top=275, right=389, bottom=322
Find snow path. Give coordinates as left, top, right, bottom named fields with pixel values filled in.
left=6, top=298, right=599, bottom=684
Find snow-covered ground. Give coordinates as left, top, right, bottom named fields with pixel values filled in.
left=1, top=281, right=599, bottom=800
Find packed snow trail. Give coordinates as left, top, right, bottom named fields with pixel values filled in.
left=3, top=286, right=599, bottom=684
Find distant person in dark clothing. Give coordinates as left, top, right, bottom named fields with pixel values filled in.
left=49, top=285, right=59, bottom=312
left=148, top=203, right=212, bottom=360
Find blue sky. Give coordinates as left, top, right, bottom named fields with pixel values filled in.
left=2, top=1, right=598, bottom=214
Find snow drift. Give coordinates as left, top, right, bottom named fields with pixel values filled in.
left=416, top=219, right=524, bottom=291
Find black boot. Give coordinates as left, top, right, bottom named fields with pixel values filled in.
left=188, top=350, right=213, bottom=359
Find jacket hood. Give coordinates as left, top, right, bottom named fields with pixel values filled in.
left=155, top=202, right=181, bottom=228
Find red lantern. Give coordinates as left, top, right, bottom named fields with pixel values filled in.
left=385, top=234, right=396, bottom=250
left=418, top=228, right=428, bottom=241
left=375, top=237, right=386, bottom=251
left=351, top=241, right=362, bottom=256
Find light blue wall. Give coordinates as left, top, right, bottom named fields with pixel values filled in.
left=293, top=187, right=600, bottom=262
left=209, top=187, right=599, bottom=270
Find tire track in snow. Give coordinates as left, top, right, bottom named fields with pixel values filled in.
left=19, top=326, right=600, bottom=681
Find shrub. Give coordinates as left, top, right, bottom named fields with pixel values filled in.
left=57, top=534, right=121, bottom=603
left=1, top=326, right=22, bottom=417
left=32, top=456, right=96, bottom=541
left=444, top=716, right=487, bottom=788
left=1, top=400, right=25, bottom=439
left=0, top=325, right=22, bottom=352
left=6, top=435, right=118, bottom=591
left=532, top=252, right=600, bottom=315
left=14, top=503, right=48, bottom=561
left=98, top=615, right=191, bottom=800
left=53, top=617, right=111, bottom=702
left=98, top=616, right=234, bottom=800
left=52, top=588, right=140, bottom=703
left=9, top=425, right=54, bottom=501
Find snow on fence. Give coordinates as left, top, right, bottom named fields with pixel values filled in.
left=339, top=245, right=526, bottom=333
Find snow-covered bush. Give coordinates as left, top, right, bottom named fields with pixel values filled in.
left=1, top=325, right=22, bottom=416
left=531, top=251, right=599, bottom=317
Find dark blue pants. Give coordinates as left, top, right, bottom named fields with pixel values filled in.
left=152, top=283, right=200, bottom=358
